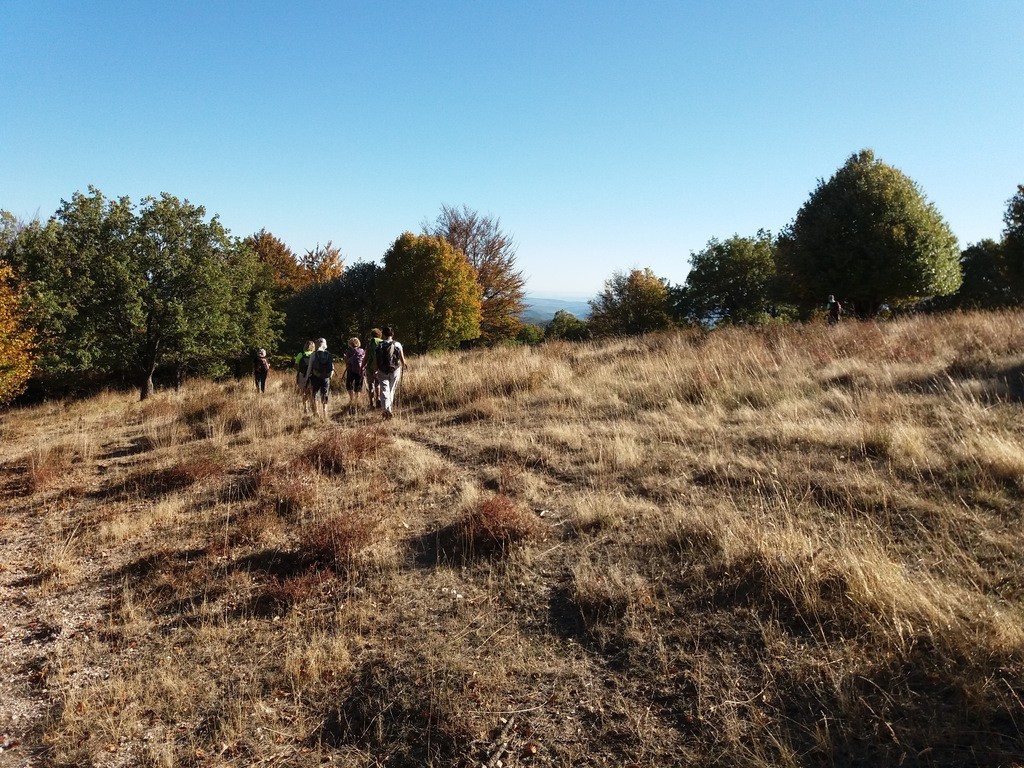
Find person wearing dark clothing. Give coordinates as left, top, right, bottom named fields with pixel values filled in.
left=344, top=337, right=366, bottom=415
left=827, top=295, right=843, bottom=325
left=305, top=337, right=335, bottom=420
left=254, top=349, right=270, bottom=393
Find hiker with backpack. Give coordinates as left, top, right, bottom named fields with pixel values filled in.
left=295, top=341, right=315, bottom=391
left=305, top=337, right=335, bottom=420
left=364, top=327, right=383, bottom=409
left=343, top=337, right=366, bottom=415
left=295, top=340, right=315, bottom=410
left=253, top=349, right=270, bottom=393
left=376, top=326, right=407, bottom=420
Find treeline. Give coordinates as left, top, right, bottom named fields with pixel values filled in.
left=2, top=149, right=1022, bottom=404
left=0, top=195, right=526, bottom=403
left=543, top=150, right=1024, bottom=340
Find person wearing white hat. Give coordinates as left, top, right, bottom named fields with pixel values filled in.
left=253, top=348, right=270, bottom=393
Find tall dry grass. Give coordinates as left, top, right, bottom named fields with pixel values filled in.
left=2, top=314, right=1023, bottom=767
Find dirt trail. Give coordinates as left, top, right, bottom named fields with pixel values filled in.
left=0, top=430, right=139, bottom=768
left=1, top=471, right=54, bottom=768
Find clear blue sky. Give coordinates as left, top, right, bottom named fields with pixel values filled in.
left=2, top=1, right=1022, bottom=298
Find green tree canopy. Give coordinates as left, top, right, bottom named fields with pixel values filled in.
left=777, top=149, right=961, bottom=317
left=4, top=188, right=281, bottom=398
left=544, top=309, right=591, bottom=342
left=380, top=232, right=481, bottom=352
left=282, top=261, right=383, bottom=354
left=425, top=205, right=526, bottom=344
left=952, top=239, right=1013, bottom=309
left=1003, top=185, right=1024, bottom=291
left=588, top=268, right=673, bottom=337
left=675, top=230, right=778, bottom=326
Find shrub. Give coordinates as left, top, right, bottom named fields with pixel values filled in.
left=301, top=513, right=380, bottom=573
left=453, top=494, right=543, bottom=560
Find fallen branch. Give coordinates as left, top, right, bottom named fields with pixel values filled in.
left=485, top=715, right=516, bottom=768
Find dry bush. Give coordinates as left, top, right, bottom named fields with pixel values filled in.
left=109, top=447, right=229, bottom=500
left=570, top=560, right=656, bottom=636
left=318, top=656, right=477, bottom=766
left=180, top=389, right=246, bottom=440
left=301, top=512, right=382, bottom=574
left=440, top=494, right=544, bottom=562
left=233, top=504, right=288, bottom=548
left=259, top=466, right=319, bottom=519
left=254, top=572, right=327, bottom=617
left=299, top=429, right=350, bottom=474
left=25, top=442, right=74, bottom=492
left=163, top=450, right=229, bottom=487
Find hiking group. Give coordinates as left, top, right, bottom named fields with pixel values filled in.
left=291, top=326, right=407, bottom=421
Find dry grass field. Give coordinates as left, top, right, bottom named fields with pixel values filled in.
left=2, top=311, right=1024, bottom=767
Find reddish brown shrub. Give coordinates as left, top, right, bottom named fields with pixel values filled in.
left=162, top=453, right=227, bottom=488
left=455, top=495, right=543, bottom=560
left=261, top=469, right=316, bottom=518
left=299, top=427, right=388, bottom=476
left=302, top=513, right=380, bottom=572
left=300, top=430, right=349, bottom=475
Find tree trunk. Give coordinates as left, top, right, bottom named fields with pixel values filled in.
left=139, top=354, right=158, bottom=401
left=139, top=371, right=155, bottom=401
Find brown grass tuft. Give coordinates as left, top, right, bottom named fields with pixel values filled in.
left=26, top=443, right=74, bottom=492
left=450, top=494, right=544, bottom=560
left=301, top=512, right=381, bottom=573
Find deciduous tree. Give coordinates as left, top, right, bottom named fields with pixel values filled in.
left=4, top=188, right=281, bottom=398
left=132, top=194, right=272, bottom=397
left=0, top=263, right=35, bottom=405
left=676, top=231, right=778, bottom=326
left=5, top=188, right=137, bottom=380
left=301, top=241, right=345, bottom=283
left=283, top=261, right=383, bottom=351
left=953, top=240, right=1013, bottom=309
left=380, top=232, right=481, bottom=352
left=247, top=229, right=309, bottom=299
left=425, top=205, right=525, bottom=343
left=1003, top=185, right=1024, bottom=292
left=544, top=310, right=591, bottom=341
left=777, top=149, right=961, bottom=317
left=588, top=268, right=672, bottom=337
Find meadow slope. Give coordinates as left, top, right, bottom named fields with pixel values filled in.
left=2, top=312, right=1024, bottom=767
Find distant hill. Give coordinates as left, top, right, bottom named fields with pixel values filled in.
left=520, top=296, right=592, bottom=326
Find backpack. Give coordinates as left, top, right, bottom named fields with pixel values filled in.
left=365, top=338, right=382, bottom=371
left=346, top=347, right=365, bottom=375
left=376, top=339, right=400, bottom=374
left=309, top=350, right=333, bottom=379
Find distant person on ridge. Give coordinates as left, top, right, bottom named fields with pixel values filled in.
left=343, top=337, right=366, bottom=415
left=827, top=295, right=843, bottom=325
left=376, top=326, right=407, bottom=421
left=305, top=337, right=335, bottom=420
left=253, top=349, right=270, bottom=393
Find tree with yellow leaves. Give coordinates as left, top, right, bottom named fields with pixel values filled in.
left=0, top=262, right=35, bottom=405
left=380, top=233, right=481, bottom=352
